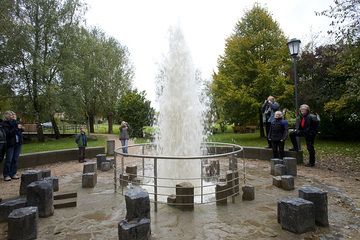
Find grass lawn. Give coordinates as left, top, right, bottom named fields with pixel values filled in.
left=208, top=131, right=360, bottom=157
left=21, top=135, right=106, bottom=154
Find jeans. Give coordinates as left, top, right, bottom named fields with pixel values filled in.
left=290, top=131, right=316, bottom=165
left=271, top=140, right=285, bottom=159
left=3, top=144, right=22, bottom=177
left=121, top=139, right=128, bottom=153
left=265, top=122, right=272, bottom=147
left=78, top=147, right=86, bottom=161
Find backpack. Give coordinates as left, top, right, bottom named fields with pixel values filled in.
left=310, top=113, right=320, bottom=132
left=0, top=125, right=6, bottom=144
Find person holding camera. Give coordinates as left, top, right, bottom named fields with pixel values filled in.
left=261, top=96, right=280, bottom=148
left=1, top=111, right=23, bottom=181
left=119, top=121, right=130, bottom=154
left=289, top=104, right=320, bottom=167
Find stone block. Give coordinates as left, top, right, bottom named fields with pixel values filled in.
left=26, top=180, right=54, bottom=218
left=83, top=162, right=97, bottom=173
left=0, top=198, right=27, bottom=222
left=278, top=197, right=315, bottom=234
left=118, top=218, right=151, bottom=240
left=54, top=198, right=77, bottom=209
left=270, top=159, right=284, bottom=175
left=210, top=159, right=220, bottom=175
left=40, top=169, right=51, bottom=178
left=126, top=165, right=138, bottom=181
left=8, top=206, right=38, bottom=240
left=273, top=176, right=282, bottom=188
left=167, top=195, right=176, bottom=205
left=54, top=191, right=77, bottom=200
left=242, top=185, right=255, bottom=201
left=274, top=164, right=286, bottom=176
left=96, top=154, right=106, bottom=169
left=101, top=161, right=111, bottom=171
left=106, top=158, right=115, bottom=168
left=43, top=176, right=59, bottom=192
left=281, top=175, right=295, bottom=191
left=215, top=182, right=228, bottom=205
left=82, top=173, right=97, bottom=188
left=299, top=186, right=329, bottom=227
left=124, top=187, right=150, bottom=221
left=226, top=170, right=239, bottom=195
left=283, top=157, right=297, bottom=176
left=107, top=140, right=115, bottom=156
left=120, top=173, right=129, bottom=187
left=175, top=182, right=194, bottom=210
left=20, top=170, right=42, bottom=196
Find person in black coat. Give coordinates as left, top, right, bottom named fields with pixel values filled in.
left=289, top=104, right=319, bottom=167
left=261, top=96, right=280, bottom=148
left=1, top=111, right=24, bottom=181
left=268, top=111, right=288, bottom=159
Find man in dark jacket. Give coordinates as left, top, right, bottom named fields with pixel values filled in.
left=2, top=111, right=23, bottom=181
left=289, top=104, right=319, bottom=167
left=261, top=96, right=280, bottom=148
left=75, top=127, right=87, bottom=163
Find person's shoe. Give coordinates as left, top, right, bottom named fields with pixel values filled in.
left=289, top=148, right=298, bottom=151
left=4, top=176, right=11, bottom=181
left=305, top=163, right=315, bottom=167
left=11, top=175, right=20, bottom=180
left=265, top=146, right=272, bottom=149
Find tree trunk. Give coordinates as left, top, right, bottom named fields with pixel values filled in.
left=259, top=107, right=265, bottom=138
left=51, top=115, right=61, bottom=139
left=36, top=120, right=45, bottom=142
left=108, top=112, right=113, bottom=134
left=89, top=114, right=95, bottom=133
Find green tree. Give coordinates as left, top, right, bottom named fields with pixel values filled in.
left=313, top=0, right=360, bottom=139
left=211, top=5, right=291, bottom=130
left=116, top=89, right=155, bottom=138
left=61, top=27, right=133, bottom=133
left=1, top=0, right=85, bottom=141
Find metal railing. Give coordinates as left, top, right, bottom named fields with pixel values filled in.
left=114, top=142, right=244, bottom=211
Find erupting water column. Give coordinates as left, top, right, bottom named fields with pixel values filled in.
left=156, top=26, right=206, bottom=199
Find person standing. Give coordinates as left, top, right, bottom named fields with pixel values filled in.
left=75, top=127, right=87, bottom=163
left=261, top=96, right=280, bottom=148
left=268, top=111, right=288, bottom=159
left=119, top=121, right=129, bottom=154
left=0, top=120, right=6, bottom=164
left=289, top=104, right=319, bottom=167
left=2, top=111, right=23, bottom=181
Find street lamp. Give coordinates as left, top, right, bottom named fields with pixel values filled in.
left=287, top=38, right=301, bottom=111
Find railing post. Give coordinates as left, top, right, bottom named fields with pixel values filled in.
left=201, top=159, right=203, bottom=204
left=232, top=169, right=235, bottom=204
left=114, top=152, right=117, bottom=193
left=121, top=155, right=124, bottom=195
left=154, top=157, right=158, bottom=212
left=142, top=145, right=145, bottom=178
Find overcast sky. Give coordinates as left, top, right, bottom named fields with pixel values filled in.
left=85, top=0, right=335, bottom=105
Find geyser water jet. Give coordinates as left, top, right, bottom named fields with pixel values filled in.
left=155, top=26, right=206, bottom=198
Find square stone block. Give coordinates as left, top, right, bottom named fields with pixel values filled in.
left=281, top=175, right=295, bottom=191
left=278, top=197, right=315, bottom=234
left=299, top=186, right=329, bottom=227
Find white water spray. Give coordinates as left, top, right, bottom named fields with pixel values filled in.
left=155, top=26, right=206, bottom=196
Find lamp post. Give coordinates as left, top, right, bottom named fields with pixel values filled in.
left=287, top=38, right=301, bottom=112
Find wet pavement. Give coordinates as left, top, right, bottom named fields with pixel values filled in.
left=0, top=157, right=359, bottom=240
